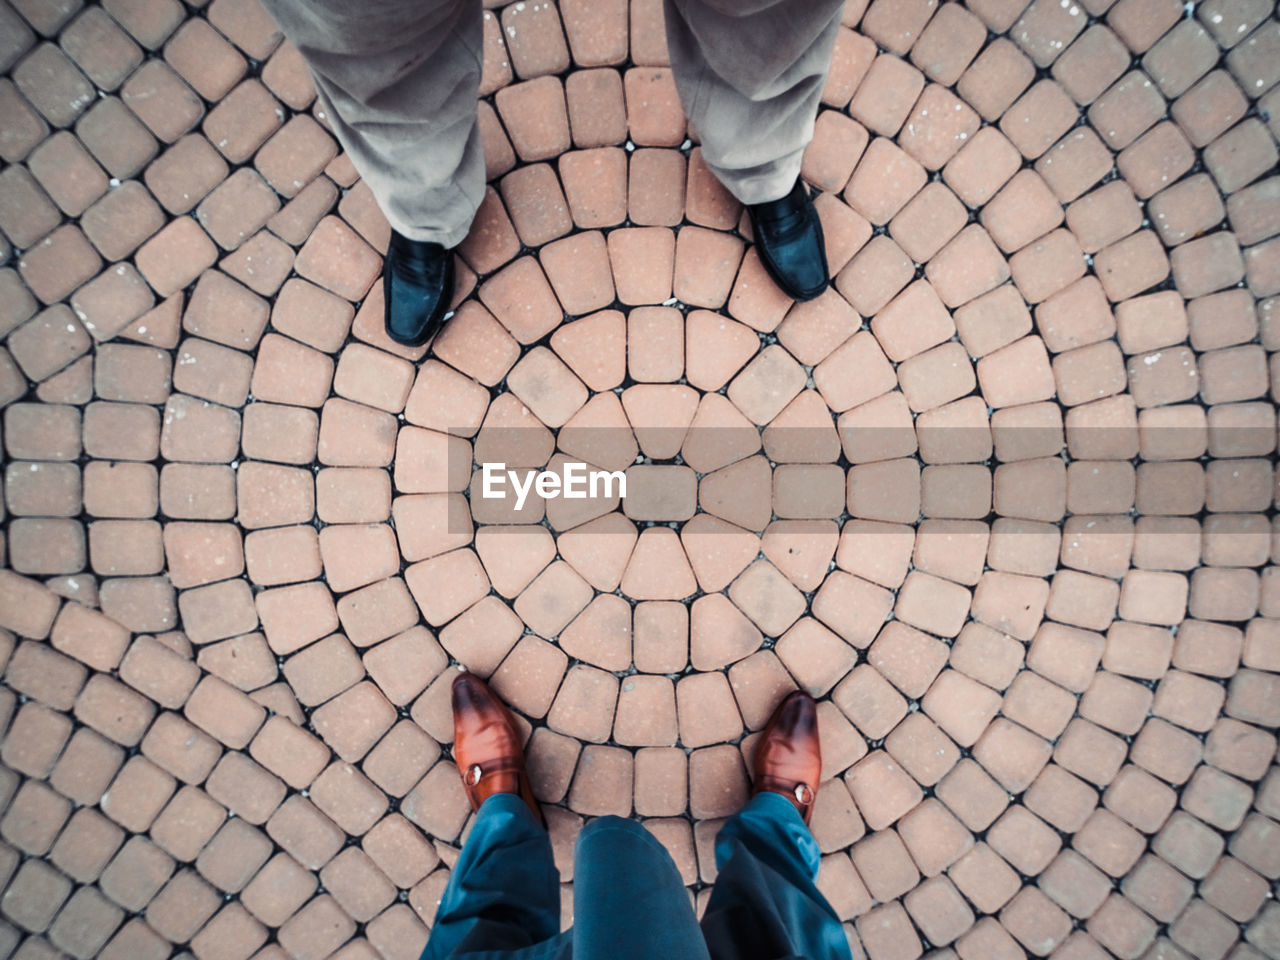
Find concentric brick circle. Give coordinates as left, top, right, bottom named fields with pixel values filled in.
left=1, top=0, right=1279, bottom=958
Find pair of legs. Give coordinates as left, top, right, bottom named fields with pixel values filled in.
left=259, top=0, right=843, bottom=241
left=430, top=674, right=853, bottom=960
left=259, top=0, right=843, bottom=342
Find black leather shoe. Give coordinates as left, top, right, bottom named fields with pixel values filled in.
left=746, top=179, right=830, bottom=302
left=384, top=230, right=455, bottom=347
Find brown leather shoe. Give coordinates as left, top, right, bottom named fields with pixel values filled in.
left=451, top=672, right=542, bottom=824
left=752, top=690, right=822, bottom=824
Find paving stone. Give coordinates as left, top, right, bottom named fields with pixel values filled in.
left=99, top=838, right=175, bottom=919
left=910, top=3, right=985, bottom=86
left=1, top=859, right=72, bottom=934
left=844, top=751, right=922, bottom=831
left=276, top=895, right=355, bottom=960
left=801, top=111, right=867, bottom=195
left=844, top=137, right=927, bottom=226
left=904, top=83, right=982, bottom=172
left=1001, top=79, right=1079, bottom=161
left=1173, top=70, right=1248, bottom=148
left=1149, top=173, right=1226, bottom=247
left=25, top=130, right=107, bottom=219
left=568, top=745, right=632, bottom=817
left=948, top=844, right=1020, bottom=916
left=1051, top=25, right=1130, bottom=108
left=957, top=38, right=1035, bottom=123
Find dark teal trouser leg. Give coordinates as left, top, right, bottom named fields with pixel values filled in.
left=700, top=792, right=854, bottom=960
left=572, top=816, right=712, bottom=960
left=420, top=793, right=568, bottom=960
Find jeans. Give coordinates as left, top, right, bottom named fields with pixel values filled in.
left=419, top=792, right=852, bottom=960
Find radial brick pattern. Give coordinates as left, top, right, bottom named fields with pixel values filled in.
left=1, top=0, right=1280, bottom=958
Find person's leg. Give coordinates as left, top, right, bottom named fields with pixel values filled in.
left=663, top=0, right=844, bottom=205
left=258, top=0, right=485, bottom=247
left=664, top=0, right=841, bottom=302
left=700, top=691, right=852, bottom=960
left=421, top=793, right=565, bottom=960
left=700, top=792, right=852, bottom=960
left=419, top=673, right=567, bottom=959
left=260, top=0, right=480, bottom=345
left=572, top=816, right=711, bottom=960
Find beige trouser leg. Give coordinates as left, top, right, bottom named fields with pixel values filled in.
left=259, top=0, right=484, bottom=248
left=665, top=0, right=844, bottom=205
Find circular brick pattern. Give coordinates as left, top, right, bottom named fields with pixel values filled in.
left=1, top=1, right=1279, bottom=958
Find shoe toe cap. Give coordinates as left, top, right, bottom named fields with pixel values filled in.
left=385, top=270, right=450, bottom=345
left=768, top=233, right=828, bottom=300
left=384, top=240, right=454, bottom=346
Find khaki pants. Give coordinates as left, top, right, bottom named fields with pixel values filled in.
left=262, top=0, right=842, bottom=246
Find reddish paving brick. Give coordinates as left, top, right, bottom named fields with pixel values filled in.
left=27, top=130, right=110, bottom=218
left=958, top=37, right=1036, bottom=125
left=1172, top=70, right=1248, bottom=149
left=849, top=54, right=925, bottom=138
left=295, top=215, right=382, bottom=303
left=801, top=112, right=867, bottom=195
left=832, top=237, right=910, bottom=323
left=948, top=844, right=1020, bottom=914
left=1035, top=127, right=1112, bottom=204
left=276, top=895, right=356, bottom=960
left=1, top=858, right=72, bottom=934
left=1207, top=123, right=1278, bottom=200
left=139, top=708, right=221, bottom=785
left=1009, top=0, right=1087, bottom=68
left=900, top=84, right=980, bottom=171
left=568, top=745, right=633, bottom=818
left=1115, top=124, right=1194, bottom=205
left=925, top=225, right=1011, bottom=310
left=850, top=829, right=920, bottom=903
left=17, top=223, right=100, bottom=305
left=1, top=778, right=71, bottom=856
left=844, top=137, right=927, bottom=227
left=949, top=624, right=1024, bottom=693
left=1, top=700, right=72, bottom=779
left=944, top=134, right=1020, bottom=220
left=0, top=165, right=61, bottom=252
left=844, top=751, right=922, bottom=831
left=183, top=674, right=266, bottom=750
left=320, top=847, right=396, bottom=924
left=237, top=851, right=316, bottom=930
left=56, top=5, right=139, bottom=88
left=910, top=4, right=985, bottom=85
left=49, top=725, right=123, bottom=807
left=673, top=226, right=744, bottom=310
left=889, top=181, right=967, bottom=263
left=1051, top=27, right=1128, bottom=107
left=494, top=75, right=570, bottom=163
left=986, top=805, right=1062, bottom=880
left=1001, top=79, right=1079, bottom=161
left=1066, top=183, right=1142, bottom=258
left=13, top=41, right=95, bottom=130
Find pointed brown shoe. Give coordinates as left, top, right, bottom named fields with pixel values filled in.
left=752, top=690, right=822, bottom=824
left=451, top=672, right=542, bottom=824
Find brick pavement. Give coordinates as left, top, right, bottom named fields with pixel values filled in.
left=1, top=0, right=1279, bottom=957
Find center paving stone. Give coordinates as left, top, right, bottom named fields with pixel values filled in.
left=0, top=0, right=1279, bottom=958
